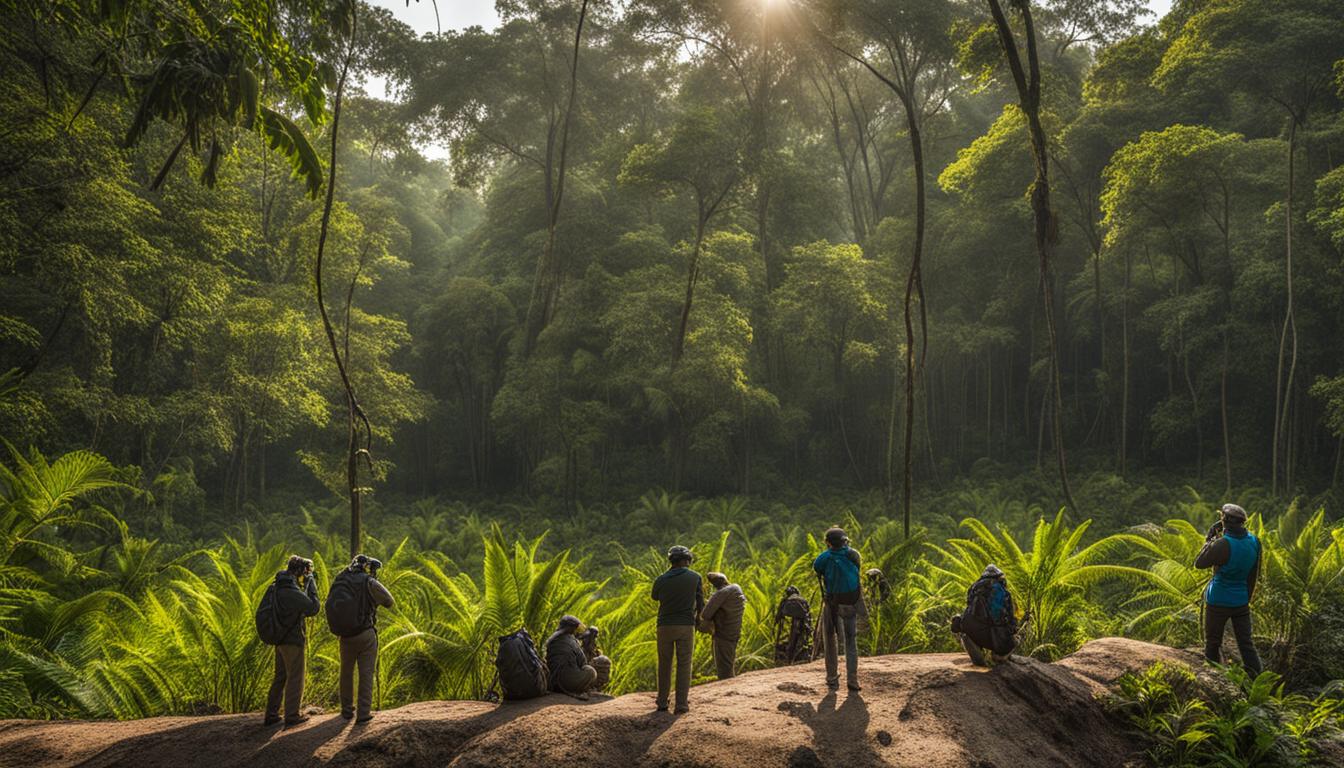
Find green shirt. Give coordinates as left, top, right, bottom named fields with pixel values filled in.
left=651, top=566, right=705, bottom=626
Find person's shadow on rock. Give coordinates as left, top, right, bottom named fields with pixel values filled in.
left=781, top=691, right=881, bottom=767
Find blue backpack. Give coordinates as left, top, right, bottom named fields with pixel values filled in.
left=969, top=578, right=1011, bottom=626
left=818, top=549, right=861, bottom=605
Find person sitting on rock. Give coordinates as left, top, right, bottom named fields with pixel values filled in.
left=953, top=564, right=1018, bottom=666
left=545, top=615, right=598, bottom=700
left=579, top=625, right=612, bottom=691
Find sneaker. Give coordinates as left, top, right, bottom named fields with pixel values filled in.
left=283, top=715, right=310, bottom=727
left=263, top=715, right=282, bottom=727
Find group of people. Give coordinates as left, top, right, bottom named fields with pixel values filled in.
left=258, top=503, right=1263, bottom=725
left=257, top=554, right=394, bottom=726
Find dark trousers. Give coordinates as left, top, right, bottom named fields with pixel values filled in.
left=1204, top=603, right=1262, bottom=675
left=712, top=637, right=738, bottom=680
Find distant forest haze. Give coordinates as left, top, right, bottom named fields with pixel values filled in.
left=3, top=0, right=1344, bottom=523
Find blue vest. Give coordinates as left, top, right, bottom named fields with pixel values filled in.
left=1204, top=530, right=1259, bottom=608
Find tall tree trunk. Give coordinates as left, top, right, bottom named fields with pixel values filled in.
left=522, top=0, right=589, bottom=357
left=1221, top=331, right=1232, bottom=493
left=985, top=0, right=1077, bottom=513
left=673, top=216, right=708, bottom=363
left=313, top=7, right=369, bottom=559
left=899, top=107, right=926, bottom=539
left=1120, top=248, right=1131, bottom=477
left=1272, top=119, right=1299, bottom=495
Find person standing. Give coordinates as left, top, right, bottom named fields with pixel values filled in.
left=546, top=615, right=599, bottom=699
left=813, top=527, right=863, bottom=692
left=699, top=571, right=746, bottom=680
left=263, top=555, right=320, bottom=726
left=327, top=554, right=394, bottom=723
left=774, top=586, right=813, bottom=665
left=1196, top=503, right=1263, bottom=675
left=651, top=545, right=703, bottom=713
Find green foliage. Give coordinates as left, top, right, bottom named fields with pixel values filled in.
left=928, top=510, right=1153, bottom=659
left=1110, top=661, right=1344, bottom=767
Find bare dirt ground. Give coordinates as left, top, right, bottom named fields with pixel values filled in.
left=0, top=638, right=1197, bottom=768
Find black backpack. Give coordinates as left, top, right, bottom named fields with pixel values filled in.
left=966, top=578, right=1011, bottom=627
left=494, top=629, right=548, bottom=701
left=255, top=583, right=298, bottom=645
left=325, top=570, right=374, bottom=638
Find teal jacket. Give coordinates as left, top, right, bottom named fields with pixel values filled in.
left=1197, top=529, right=1261, bottom=608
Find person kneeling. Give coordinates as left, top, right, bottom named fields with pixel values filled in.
left=546, top=615, right=598, bottom=700
left=953, top=564, right=1018, bottom=666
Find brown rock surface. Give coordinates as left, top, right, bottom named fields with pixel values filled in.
left=0, top=638, right=1197, bottom=768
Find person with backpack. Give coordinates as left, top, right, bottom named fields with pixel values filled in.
left=953, top=564, right=1018, bottom=666
left=698, top=571, right=746, bottom=680
left=651, top=544, right=704, bottom=714
left=326, top=554, right=394, bottom=722
left=545, top=615, right=599, bottom=700
left=1196, top=503, right=1263, bottom=675
left=774, top=585, right=813, bottom=665
left=813, top=527, right=864, bottom=692
left=259, top=555, right=320, bottom=726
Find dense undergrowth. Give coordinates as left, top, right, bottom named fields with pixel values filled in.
left=2, top=444, right=1343, bottom=731
left=1109, top=662, right=1344, bottom=767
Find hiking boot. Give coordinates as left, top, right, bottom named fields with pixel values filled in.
left=655, top=703, right=669, bottom=712
left=356, top=714, right=374, bottom=723
left=826, top=680, right=840, bottom=691
left=263, top=715, right=282, bottom=726
left=340, top=710, right=354, bottom=720
left=573, top=692, right=590, bottom=701
left=960, top=635, right=988, bottom=667
left=847, top=682, right=862, bottom=692
left=674, top=705, right=690, bottom=714
left=283, top=715, right=310, bottom=727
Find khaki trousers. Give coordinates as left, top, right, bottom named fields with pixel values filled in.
left=339, top=628, right=379, bottom=718
left=265, top=644, right=305, bottom=720
left=712, top=637, right=738, bottom=680
left=656, top=624, right=694, bottom=710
